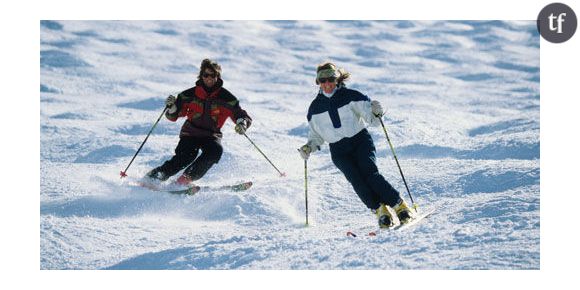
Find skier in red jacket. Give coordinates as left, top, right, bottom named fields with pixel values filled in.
left=146, top=59, right=252, bottom=186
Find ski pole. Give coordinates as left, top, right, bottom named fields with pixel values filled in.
left=242, top=132, right=286, bottom=177
left=377, top=116, right=418, bottom=212
left=120, top=106, right=168, bottom=178
left=304, top=158, right=309, bottom=226
left=297, top=149, right=309, bottom=226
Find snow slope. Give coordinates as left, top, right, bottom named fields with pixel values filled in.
left=40, top=20, right=539, bottom=269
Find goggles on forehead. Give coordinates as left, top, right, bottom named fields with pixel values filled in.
left=317, top=68, right=338, bottom=79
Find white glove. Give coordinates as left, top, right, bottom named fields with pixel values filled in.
left=371, top=100, right=383, bottom=117
left=299, top=144, right=312, bottom=160
left=234, top=118, right=250, bottom=134
left=166, top=95, right=177, bottom=113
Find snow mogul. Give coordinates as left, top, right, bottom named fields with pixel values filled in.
left=298, top=62, right=413, bottom=228
left=145, top=59, right=252, bottom=186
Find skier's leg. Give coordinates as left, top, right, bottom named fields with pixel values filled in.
left=353, top=130, right=401, bottom=208
left=355, top=136, right=414, bottom=223
left=330, top=150, right=380, bottom=210
left=183, top=138, right=223, bottom=181
left=147, top=137, right=199, bottom=180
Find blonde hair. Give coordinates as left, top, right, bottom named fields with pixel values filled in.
left=316, top=62, right=350, bottom=85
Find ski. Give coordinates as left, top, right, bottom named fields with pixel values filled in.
left=391, top=206, right=437, bottom=231
left=134, top=180, right=253, bottom=196
left=347, top=203, right=444, bottom=237
left=166, top=185, right=202, bottom=195
left=168, top=181, right=253, bottom=195
left=365, top=207, right=437, bottom=235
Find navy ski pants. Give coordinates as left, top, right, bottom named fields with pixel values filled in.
left=329, top=129, right=401, bottom=210
left=151, top=136, right=223, bottom=181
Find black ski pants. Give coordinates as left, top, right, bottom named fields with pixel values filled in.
left=329, top=129, right=401, bottom=210
left=153, top=136, right=223, bottom=181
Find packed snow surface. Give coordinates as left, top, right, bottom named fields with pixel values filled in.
left=40, top=20, right=539, bottom=269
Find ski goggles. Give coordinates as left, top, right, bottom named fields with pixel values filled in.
left=317, top=77, right=337, bottom=84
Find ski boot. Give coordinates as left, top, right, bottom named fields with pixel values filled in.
left=375, top=203, right=394, bottom=228
left=393, top=199, right=414, bottom=224
left=145, top=168, right=169, bottom=182
left=135, top=169, right=167, bottom=190
left=175, top=174, right=194, bottom=187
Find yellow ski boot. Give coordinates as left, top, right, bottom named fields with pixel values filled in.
left=375, top=203, right=394, bottom=228
left=393, top=199, right=414, bottom=224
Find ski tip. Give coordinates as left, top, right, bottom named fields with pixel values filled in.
left=188, top=186, right=201, bottom=195
left=346, top=231, right=357, bottom=237
left=368, top=231, right=377, bottom=236
left=240, top=181, right=253, bottom=190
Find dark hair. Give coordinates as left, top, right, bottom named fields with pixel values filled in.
left=197, top=58, right=222, bottom=79
left=316, top=62, right=350, bottom=85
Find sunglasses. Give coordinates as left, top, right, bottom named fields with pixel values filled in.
left=318, top=77, right=336, bottom=84
left=202, top=72, right=217, bottom=78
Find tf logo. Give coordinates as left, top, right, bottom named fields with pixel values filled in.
left=538, top=2, right=577, bottom=43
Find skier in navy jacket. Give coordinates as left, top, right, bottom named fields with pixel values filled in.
left=299, top=62, right=413, bottom=228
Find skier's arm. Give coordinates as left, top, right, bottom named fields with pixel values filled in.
left=299, top=124, right=324, bottom=160
left=165, top=94, right=183, bottom=122
left=221, top=89, right=252, bottom=129
left=351, top=97, right=381, bottom=127
left=306, top=123, right=325, bottom=152
left=231, top=102, right=252, bottom=133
